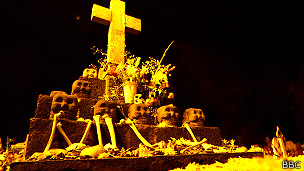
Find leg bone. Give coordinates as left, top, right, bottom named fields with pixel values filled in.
left=56, top=122, right=72, bottom=146
left=183, top=122, right=198, bottom=142
left=80, top=120, right=92, bottom=144
left=93, top=115, right=103, bottom=147
left=102, top=114, right=118, bottom=149
left=44, top=113, right=60, bottom=152
left=126, top=119, right=153, bottom=148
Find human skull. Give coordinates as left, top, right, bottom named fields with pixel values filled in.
left=156, top=105, right=181, bottom=126
left=183, top=108, right=205, bottom=127
left=82, top=68, right=98, bottom=78
left=71, top=79, right=92, bottom=98
left=94, top=100, right=117, bottom=123
left=128, top=104, right=153, bottom=125
left=50, top=94, right=78, bottom=120
left=134, top=94, right=144, bottom=104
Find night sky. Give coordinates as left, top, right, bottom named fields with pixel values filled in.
left=2, top=0, right=302, bottom=146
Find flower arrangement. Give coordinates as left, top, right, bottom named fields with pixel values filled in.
left=114, top=51, right=142, bottom=83
left=89, top=42, right=175, bottom=106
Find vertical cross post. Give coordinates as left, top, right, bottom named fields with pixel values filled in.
left=91, top=0, right=141, bottom=97
left=91, top=0, right=141, bottom=64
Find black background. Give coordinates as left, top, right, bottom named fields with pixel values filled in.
left=2, top=0, right=302, bottom=146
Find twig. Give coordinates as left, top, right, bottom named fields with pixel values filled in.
left=160, top=41, right=174, bottom=64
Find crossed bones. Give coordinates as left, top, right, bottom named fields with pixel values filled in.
left=44, top=112, right=118, bottom=154
left=44, top=109, right=203, bottom=157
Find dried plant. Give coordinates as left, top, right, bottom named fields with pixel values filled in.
left=89, top=44, right=175, bottom=108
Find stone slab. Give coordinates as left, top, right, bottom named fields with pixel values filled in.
left=86, top=78, right=106, bottom=99
left=26, top=118, right=222, bottom=158
left=77, top=98, right=98, bottom=119
left=11, top=152, right=264, bottom=171
left=34, top=77, right=105, bottom=119
left=34, top=95, right=52, bottom=119
left=26, top=119, right=90, bottom=158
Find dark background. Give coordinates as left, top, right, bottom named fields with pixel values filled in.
left=2, top=0, right=302, bottom=147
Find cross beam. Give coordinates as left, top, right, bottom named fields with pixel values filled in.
left=91, top=0, right=141, bottom=64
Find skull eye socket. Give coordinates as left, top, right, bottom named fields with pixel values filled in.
left=55, top=97, right=63, bottom=102
left=199, top=111, right=202, bottom=115
left=99, top=103, right=106, bottom=107
left=194, top=110, right=197, bottom=114
left=109, top=104, right=116, bottom=109
left=66, top=98, right=74, bottom=104
left=165, top=107, right=170, bottom=112
left=137, top=106, right=141, bottom=111
left=77, top=82, right=82, bottom=86
left=143, top=107, right=148, bottom=111
left=83, top=83, right=89, bottom=87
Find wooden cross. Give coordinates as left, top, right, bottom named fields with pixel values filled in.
left=91, top=0, right=141, bottom=64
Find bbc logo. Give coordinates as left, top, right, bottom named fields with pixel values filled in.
left=282, top=161, right=301, bottom=169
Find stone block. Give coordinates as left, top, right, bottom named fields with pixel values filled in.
left=34, top=77, right=105, bottom=119
left=34, top=95, right=52, bottom=119
left=26, top=118, right=90, bottom=157
left=87, top=77, right=106, bottom=99
left=77, top=98, right=98, bottom=119
left=107, top=76, right=125, bottom=102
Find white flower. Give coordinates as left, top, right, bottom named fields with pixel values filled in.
left=126, top=65, right=138, bottom=77
left=151, top=68, right=168, bottom=85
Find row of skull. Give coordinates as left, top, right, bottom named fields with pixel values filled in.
left=49, top=92, right=205, bottom=127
